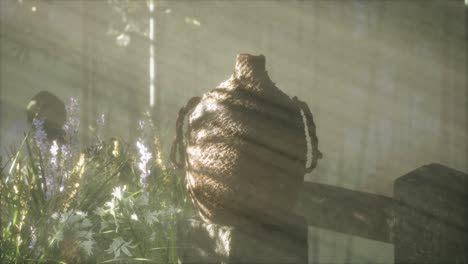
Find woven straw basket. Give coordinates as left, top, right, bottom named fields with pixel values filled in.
left=171, top=54, right=322, bottom=225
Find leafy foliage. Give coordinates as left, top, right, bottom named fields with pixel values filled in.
left=0, top=98, right=193, bottom=263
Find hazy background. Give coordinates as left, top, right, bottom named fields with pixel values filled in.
left=1, top=1, right=467, bottom=263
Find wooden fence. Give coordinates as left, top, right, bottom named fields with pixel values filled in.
left=178, top=163, right=468, bottom=264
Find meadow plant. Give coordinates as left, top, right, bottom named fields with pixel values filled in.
left=0, top=98, right=192, bottom=263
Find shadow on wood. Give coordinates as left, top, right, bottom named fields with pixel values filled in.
left=177, top=214, right=308, bottom=264
left=295, top=181, right=395, bottom=243
left=178, top=163, right=468, bottom=264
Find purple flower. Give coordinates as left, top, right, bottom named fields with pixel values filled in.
left=65, top=97, right=79, bottom=115
left=63, top=97, right=80, bottom=137
left=33, top=118, right=48, bottom=154
left=33, top=119, right=46, bottom=142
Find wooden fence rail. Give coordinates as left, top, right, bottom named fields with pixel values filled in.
left=178, top=163, right=468, bottom=264
left=295, top=180, right=395, bottom=244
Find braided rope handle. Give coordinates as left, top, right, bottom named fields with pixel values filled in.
left=293, top=97, right=323, bottom=173
left=170, top=96, right=201, bottom=169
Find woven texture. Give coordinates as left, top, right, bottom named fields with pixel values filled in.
left=172, top=54, right=321, bottom=225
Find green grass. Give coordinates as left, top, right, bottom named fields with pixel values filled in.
left=1, top=114, right=193, bottom=263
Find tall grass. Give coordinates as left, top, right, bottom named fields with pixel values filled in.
left=0, top=99, right=192, bottom=263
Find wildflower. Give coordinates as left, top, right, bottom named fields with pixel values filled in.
left=46, top=140, right=60, bottom=196
left=33, top=119, right=47, bottom=142
left=51, top=212, right=59, bottom=219
left=49, top=140, right=59, bottom=169
left=136, top=140, right=152, bottom=186
left=112, top=185, right=126, bottom=201
left=105, top=199, right=117, bottom=217
left=76, top=211, right=87, bottom=218
left=60, top=144, right=70, bottom=157
left=65, top=97, right=79, bottom=116
left=50, top=141, right=59, bottom=157
left=33, top=118, right=48, bottom=153
left=105, top=237, right=137, bottom=258
left=130, top=214, right=138, bottom=221
left=63, top=97, right=80, bottom=138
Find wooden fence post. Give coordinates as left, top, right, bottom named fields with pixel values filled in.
left=394, top=163, right=468, bottom=264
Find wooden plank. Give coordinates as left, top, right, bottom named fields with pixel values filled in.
left=394, top=163, right=468, bottom=264
left=295, top=181, right=395, bottom=243
left=177, top=214, right=308, bottom=264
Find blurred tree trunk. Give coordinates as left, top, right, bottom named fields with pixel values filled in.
left=149, top=0, right=161, bottom=137
left=81, top=0, right=90, bottom=145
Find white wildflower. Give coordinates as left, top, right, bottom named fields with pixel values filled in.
left=130, top=213, right=138, bottom=221
left=112, top=185, right=126, bottom=201
left=49, top=140, right=59, bottom=167
left=105, top=199, right=117, bottom=217
left=136, top=140, right=152, bottom=183
left=76, top=211, right=87, bottom=218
